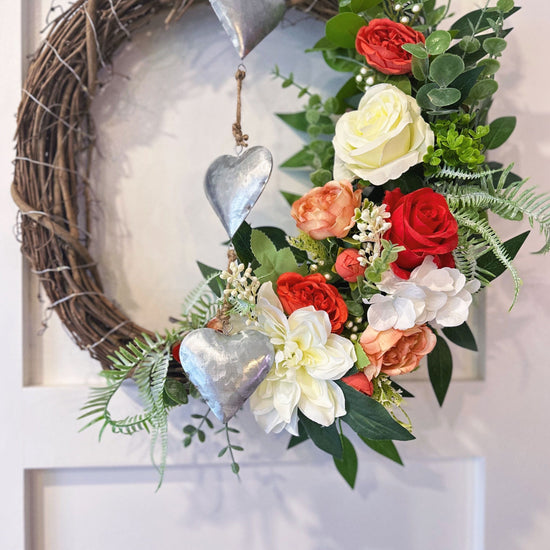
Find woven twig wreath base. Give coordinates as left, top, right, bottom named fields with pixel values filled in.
left=12, top=0, right=338, bottom=369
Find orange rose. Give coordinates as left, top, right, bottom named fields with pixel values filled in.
left=291, top=180, right=362, bottom=240
left=342, top=372, right=374, bottom=396
left=360, top=324, right=436, bottom=379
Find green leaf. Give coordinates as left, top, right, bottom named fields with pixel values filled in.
left=333, top=435, right=358, bottom=488
left=276, top=112, right=308, bottom=132
left=497, top=0, right=515, bottom=13
left=310, top=168, right=333, bottom=186
left=360, top=436, right=403, bottom=465
left=467, top=78, right=498, bottom=101
left=401, top=42, right=428, bottom=59
left=164, top=379, right=188, bottom=405
left=449, top=66, right=484, bottom=102
left=429, top=54, right=465, bottom=87
left=415, top=82, right=438, bottom=110
left=385, top=74, right=412, bottom=95
left=476, top=231, right=530, bottom=282
left=336, top=76, right=362, bottom=108
left=425, top=30, right=452, bottom=55
left=231, top=221, right=254, bottom=266
left=280, top=147, right=314, bottom=168
left=338, top=382, right=415, bottom=441
left=231, top=462, right=240, bottom=475
left=326, top=13, right=365, bottom=49
left=280, top=191, right=302, bottom=207
left=482, top=116, right=516, bottom=150
left=450, top=7, right=520, bottom=38
left=441, top=322, right=478, bottom=351
left=483, top=37, right=507, bottom=56
left=427, top=335, right=453, bottom=406
left=307, top=36, right=338, bottom=52
left=427, top=87, right=461, bottom=107
left=354, top=340, right=370, bottom=369
left=350, top=0, right=383, bottom=11
left=426, top=5, right=446, bottom=26
left=322, top=48, right=359, bottom=72
left=288, top=421, right=309, bottom=449
left=196, top=261, right=224, bottom=297
left=299, top=414, right=343, bottom=459
left=458, top=36, right=481, bottom=53
left=411, top=55, right=429, bottom=81
left=477, top=58, right=501, bottom=77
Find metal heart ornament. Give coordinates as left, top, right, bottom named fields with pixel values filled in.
left=179, top=328, right=274, bottom=423
left=205, top=145, right=273, bottom=239
left=209, top=0, right=286, bottom=59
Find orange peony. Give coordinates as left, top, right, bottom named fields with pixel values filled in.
left=360, top=324, right=436, bottom=379
left=291, top=180, right=362, bottom=240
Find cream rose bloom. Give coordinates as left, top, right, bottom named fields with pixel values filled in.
left=333, top=83, right=434, bottom=185
left=250, top=282, right=356, bottom=435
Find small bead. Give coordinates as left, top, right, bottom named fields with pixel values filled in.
left=359, top=67, right=368, bottom=75
left=310, top=264, right=318, bottom=271
left=319, top=260, right=325, bottom=266
left=355, top=75, right=363, bottom=83
left=324, top=273, right=332, bottom=281
left=412, top=4, right=421, bottom=13
left=355, top=317, right=363, bottom=324
left=394, top=3, right=402, bottom=10
left=350, top=334, right=358, bottom=342
left=400, top=16, right=410, bottom=24
left=346, top=321, right=354, bottom=329
left=352, top=326, right=358, bottom=333
left=366, top=76, right=375, bottom=86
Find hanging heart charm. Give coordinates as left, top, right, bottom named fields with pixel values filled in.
left=179, top=328, right=274, bottom=423
left=209, top=0, right=287, bottom=59
left=205, top=145, right=273, bottom=239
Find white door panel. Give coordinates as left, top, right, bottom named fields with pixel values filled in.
left=2, top=1, right=549, bottom=549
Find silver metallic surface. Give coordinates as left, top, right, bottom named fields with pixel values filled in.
left=179, top=328, right=275, bottom=423
left=209, top=0, right=286, bottom=58
left=205, top=145, right=273, bottom=239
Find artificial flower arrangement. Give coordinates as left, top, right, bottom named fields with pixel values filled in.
left=81, top=0, right=550, bottom=488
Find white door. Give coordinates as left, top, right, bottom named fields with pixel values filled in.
left=2, top=1, right=549, bottom=549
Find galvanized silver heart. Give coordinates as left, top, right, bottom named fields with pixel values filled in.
left=209, top=0, right=286, bottom=58
left=205, top=145, right=273, bottom=239
left=179, top=328, right=274, bottom=423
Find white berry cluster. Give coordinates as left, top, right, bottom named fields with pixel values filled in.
left=353, top=200, right=392, bottom=267
left=220, top=261, right=260, bottom=304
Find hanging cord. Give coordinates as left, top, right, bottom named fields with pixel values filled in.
left=232, top=65, right=249, bottom=150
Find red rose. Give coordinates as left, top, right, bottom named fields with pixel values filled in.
left=355, top=19, right=425, bottom=76
left=342, top=373, right=374, bottom=396
left=384, top=188, right=458, bottom=279
left=276, top=272, right=348, bottom=334
left=335, top=248, right=366, bottom=283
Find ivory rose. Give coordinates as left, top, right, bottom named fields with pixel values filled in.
left=360, top=324, right=436, bottom=380
left=291, top=180, right=362, bottom=240
left=333, top=84, right=434, bottom=185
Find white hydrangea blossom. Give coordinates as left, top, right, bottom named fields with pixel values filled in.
left=353, top=200, right=392, bottom=267
left=250, top=283, right=356, bottom=435
left=366, top=256, right=481, bottom=331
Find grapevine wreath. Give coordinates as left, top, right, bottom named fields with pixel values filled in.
left=12, top=0, right=550, bottom=487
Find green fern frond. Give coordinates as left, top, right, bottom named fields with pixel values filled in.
left=452, top=228, right=494, bottom=285
left=433, top=164, right=503, bottom=181
left=180, top=273, right=222, bottom=329
left=453, top=210, right=522, bottom=307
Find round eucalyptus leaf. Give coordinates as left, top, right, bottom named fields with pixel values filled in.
left=468, top=78, right=499, bottom=101
left=416, top=82, right=439, bottom=110
left=483, top=37, right=507, bottom=56
left=427, top=87, right=461, bottom=107
left=477, top=58, right=501, bottom=76
left=402, top=42, right=428, bottom=59
left=429, top=54, right=465, bottom=87
left=425, top=30, right=452, bottom=55
left=458, top=36, right=481, bottom=53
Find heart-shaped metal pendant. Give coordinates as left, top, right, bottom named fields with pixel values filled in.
left=205, top=145, right=273, bottom=239
left=209, top=0, right=286, bottom=58
left=179, top=328, right=274, bottom=423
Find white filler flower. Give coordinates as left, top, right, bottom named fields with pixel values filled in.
left=367, top=256, right=481, bottom=331
left=333, top=83, right=434, bottom=185
left=250, top=283, right=356, bottom=435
